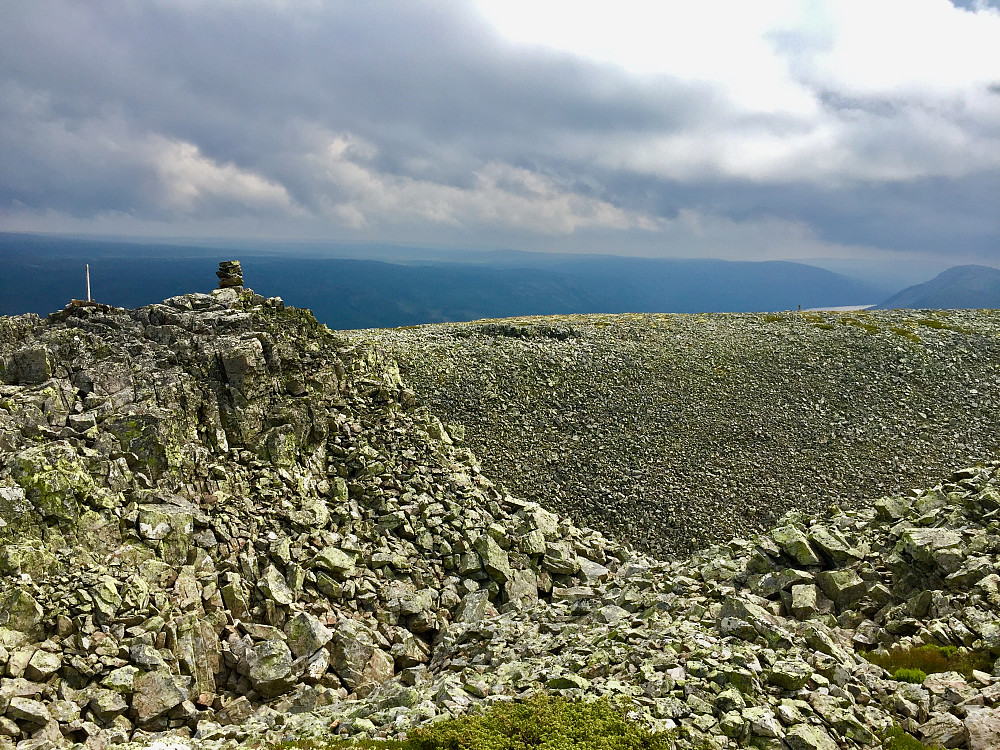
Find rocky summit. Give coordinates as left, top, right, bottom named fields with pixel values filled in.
left=0, top=285, right=997, bottom=750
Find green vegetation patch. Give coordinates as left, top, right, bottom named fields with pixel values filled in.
left=861, top=644, right=999, bottom=681
left=889, top=325, right=922, bottom=343
left=841, top=316, right=880, bottom=334
left=272, top=697, right=671, bottom=750
left=891, top=668, right=927, bottom=684
left=916, top=316, right=969, bottom=333
left=882, top=724, right=939, bottom=750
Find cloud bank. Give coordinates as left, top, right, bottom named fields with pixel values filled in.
left=1, top=0, right=998, bottom=264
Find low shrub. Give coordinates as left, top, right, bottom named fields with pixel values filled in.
left=861, top=644, right=999, bottom=681
left=406, top=696, right=670, bottom=750
left=271, top=696, right=670, bottom=750
left=891, top=668, right=927, bottom=684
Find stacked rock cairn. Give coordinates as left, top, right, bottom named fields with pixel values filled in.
left=216, top=261, right=243, bottom=289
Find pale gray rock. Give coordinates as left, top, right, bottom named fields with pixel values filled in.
left=965, top=708, right=1000, bottom=750
left=920, top=711, right=968, bottom=748
left=130, top=671, right=189, bottom=724
left=245, top=640, right=294, bottom=699
left=284, top=612, right=333, bottom=658
left=784, top=724, right=839, bottom=750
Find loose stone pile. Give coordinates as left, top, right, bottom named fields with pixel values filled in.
left=354, top=310, right=1000, bottom=557
left=0, top=291, right=997, bottom=750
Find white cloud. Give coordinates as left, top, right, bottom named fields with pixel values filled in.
left=475, top=0, right=1000, bottom=184
left=309, top=132, right=661, bottom=234
left=149, top=137, right=296, bottom=215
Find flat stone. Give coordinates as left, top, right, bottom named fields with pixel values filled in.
left=24, top=651, right=61, bottom=683
left=742, top=706, right=782, bottom=738
left=768, top=660, right=813, bottom=691
left=785, top=724, right=839, bottom=750
left=815, top=569, right=867, bottom=611
left=5, top=697, right=50, bottom=725
left=131, top=670, right=189, bottom=724
left=312, top=547, right=355, bottom=576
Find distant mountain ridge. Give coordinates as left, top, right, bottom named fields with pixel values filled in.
left=875, top=264, right=1000, bottom=310
left=1, top=233, right=883, bottom=326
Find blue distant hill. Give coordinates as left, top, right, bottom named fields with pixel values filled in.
left=874, top=264, right=1000, bottom=310
left=1, top=233, right=887, bottom=328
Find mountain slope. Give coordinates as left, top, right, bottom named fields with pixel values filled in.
left=876, top=264, right=1000, bottom=310
left=1, top=284, right=998, bottom=749
left=358, top=308, right=1000, bottom=557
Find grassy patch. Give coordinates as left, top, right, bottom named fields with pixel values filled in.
left=882, top=725, right=939, bottom=750
left=270, top=697, right=670, bottom=750
left=841, top=317, right=880, bottom=334
left=891, top=668, right=927, bottom=684
left=861, top=644, right=999, bottom=681
left=889, top=326, right=921, bottom=343
left=916, top=317, right=968, bottom=333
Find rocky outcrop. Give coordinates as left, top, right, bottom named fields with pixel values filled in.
left=0, top=289, right=998, bottom=750
left=0, top=287, right=625, bottom=748
left=354, top=310, right=1000, bottom=557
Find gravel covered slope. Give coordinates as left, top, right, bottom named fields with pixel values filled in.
left=351, top=309, right=1000, bottom=557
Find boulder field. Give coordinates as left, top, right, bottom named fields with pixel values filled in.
left=354, top=310, right=1000, bottom=557
left=0, top=287, right=996, bottom=749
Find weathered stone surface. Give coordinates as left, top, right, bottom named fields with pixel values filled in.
left=131, top=671, right=189, bottom=724
left=23, top=650, right=60, bottom=682
left=3, top=284, right=1000, bottom=749
left=919, top=711, right=968, bottom=748
left=767, top=661, right=812, bottom=691
left=6, top=697, right=51, bottom=725
left=901, top=528, right=965, bottom=574
left=329, top=619, right=376, bottom=692
left=355, top=648, right=394, bottom=698
left=246, top=640, right=294, bottom=699
left=312, top=547, right=355, bottom=576
left=771, top=525, right=821, bottom=567
left=966, top=708, right=1000, bottom=750
left=88, top=689, right=128, bottom=721
left=284, top=612, right=333, bottom=658
left=815, top=569, right=867, bottom=610
left=473, top=535, right=512, bottom=583
left=0, top=591, right=43, bottom=638
left=785, top=724, right=839, bottom=750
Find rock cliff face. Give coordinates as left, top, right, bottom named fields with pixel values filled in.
left=0, top=289, right=998, bottom=750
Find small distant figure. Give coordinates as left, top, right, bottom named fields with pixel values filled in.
left=217, top=260, right=243, bottom=289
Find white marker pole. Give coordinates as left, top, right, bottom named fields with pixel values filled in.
left=86, top=264, right=91, bottom=302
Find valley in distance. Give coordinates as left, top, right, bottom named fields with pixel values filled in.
left=4, top=232, right=1000, bottom=326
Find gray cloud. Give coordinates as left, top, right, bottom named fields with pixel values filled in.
left=1, top=0, right=998, bottom=266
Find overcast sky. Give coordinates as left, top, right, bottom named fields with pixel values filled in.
left=2, top=0, right=999, bottom=265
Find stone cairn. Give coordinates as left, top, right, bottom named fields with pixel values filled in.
left=216, top=260, right=243, bottom=289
